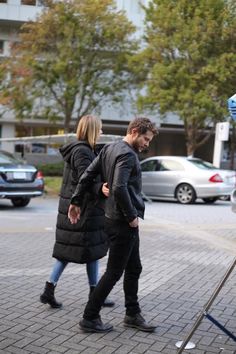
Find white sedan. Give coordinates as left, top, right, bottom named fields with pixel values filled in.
left=141, top=156, right=235, bottom=204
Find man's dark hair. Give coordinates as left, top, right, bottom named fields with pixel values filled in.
left=127, top=117, right=158, bottom=136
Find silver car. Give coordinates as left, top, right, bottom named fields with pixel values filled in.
left=140, top=156, right=235, bottom=204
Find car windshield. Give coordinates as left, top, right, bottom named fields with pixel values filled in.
left=188, top=158, right=217, bottom=170
left=0, top=151, right=20, bottom=164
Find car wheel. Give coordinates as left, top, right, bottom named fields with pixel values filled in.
left=11, top=197, right=31, bottom=207
left=202, top=197, right=218, bottom=204
left=176, top=183, right=196, bottom=204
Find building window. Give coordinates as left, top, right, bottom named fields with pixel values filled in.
left=0, top=40, right=4, bottom=55
left=21, top=0, right=36, bottom=5
left=0, top=0, right=8, bottom=3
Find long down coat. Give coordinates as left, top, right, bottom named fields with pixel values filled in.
left=52, top=141, right=108, bottom=264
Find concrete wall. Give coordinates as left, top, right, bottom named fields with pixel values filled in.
left=0, top=123, right=15, bottom=153
left=0, top=0, right=43, bottom=22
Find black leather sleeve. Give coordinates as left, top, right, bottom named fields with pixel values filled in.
left=72, top=146, right=93, bottom=181
left=112, top=153, right=137, bottom=222
left=71, top=154, right=101, bottom=206
left=72, top=147, right=103, bottom=198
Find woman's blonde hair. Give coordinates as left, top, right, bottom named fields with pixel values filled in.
left=76, top=115, right=102, bottom=148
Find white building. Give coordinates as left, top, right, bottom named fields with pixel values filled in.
left=0, top=0, right=45, bottom=151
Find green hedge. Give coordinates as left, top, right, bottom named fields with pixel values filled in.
left=36, top=161, right=64, bottom=176
left=44, top=176, right=62, bottom=195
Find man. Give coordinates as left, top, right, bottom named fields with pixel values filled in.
left=68, top=117, right=158, bottom=333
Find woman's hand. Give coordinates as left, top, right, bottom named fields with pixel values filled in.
left=129, top=217, right=139, bottom=228
left=102, top=182, right=109, bottom=197
left=68, top=204, right=81, bottom=224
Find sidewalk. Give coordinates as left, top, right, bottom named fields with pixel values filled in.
left=0, top=203, right=235, bottom=354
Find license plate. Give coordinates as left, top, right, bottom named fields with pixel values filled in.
left=13, top=172, right=26, bottom=179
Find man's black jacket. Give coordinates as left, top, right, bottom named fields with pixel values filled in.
left=71, top=140, right=145, bottom=223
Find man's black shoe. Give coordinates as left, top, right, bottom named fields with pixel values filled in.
left=124, top=313, right=156, bottom=332
left=79, top=317, right=113, bottom=333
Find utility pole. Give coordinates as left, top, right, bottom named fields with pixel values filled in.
left=213, top=122, right=229, bottom=167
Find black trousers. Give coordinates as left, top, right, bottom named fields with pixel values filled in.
left=83, top=217, right=142, bottom=320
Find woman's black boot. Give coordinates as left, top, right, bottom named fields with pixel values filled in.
left=40, top=281, right=62, bottom=308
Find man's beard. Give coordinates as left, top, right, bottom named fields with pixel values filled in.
left=132, top=140, right=141, bottom=152
left=133, top=140, right=148, bottom=153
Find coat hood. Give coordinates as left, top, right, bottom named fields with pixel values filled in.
left=59, top=141, right=90, bottom=163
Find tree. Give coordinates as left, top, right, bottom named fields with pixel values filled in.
left=0, top=0, right=137, bottom=132
left=132, top=0, right=236, bottom=156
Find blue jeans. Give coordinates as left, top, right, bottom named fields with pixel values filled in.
left=49, top=259, right=99, bottom=286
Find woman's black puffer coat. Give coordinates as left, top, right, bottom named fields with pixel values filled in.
left=52, top=141, right=108, bottom=264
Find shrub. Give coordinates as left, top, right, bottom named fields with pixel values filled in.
left=44, top=176, right=62, bottom=196
left=36, top=161, right=64, bottom=176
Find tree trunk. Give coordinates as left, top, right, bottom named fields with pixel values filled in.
left=186, top=143, right=195, bottom=157
left=184, top=120, right=196, bottom=157
left=185, top=121, right=214, bottom=159
left=64, top=112, right=72, bottom=134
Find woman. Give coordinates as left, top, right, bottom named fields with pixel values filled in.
left=40, top=115, right=114, bottom=308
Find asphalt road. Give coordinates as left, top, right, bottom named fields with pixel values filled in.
left=0, top=195, right=235, bottom=254
left=0, top=196, right=58, bottom=233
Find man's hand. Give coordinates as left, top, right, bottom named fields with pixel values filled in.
left=68, top=204, right=81, bottom=224
left=129, top=217, right=139, bottom=228
left=102, top=182, right=109, bottom=197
